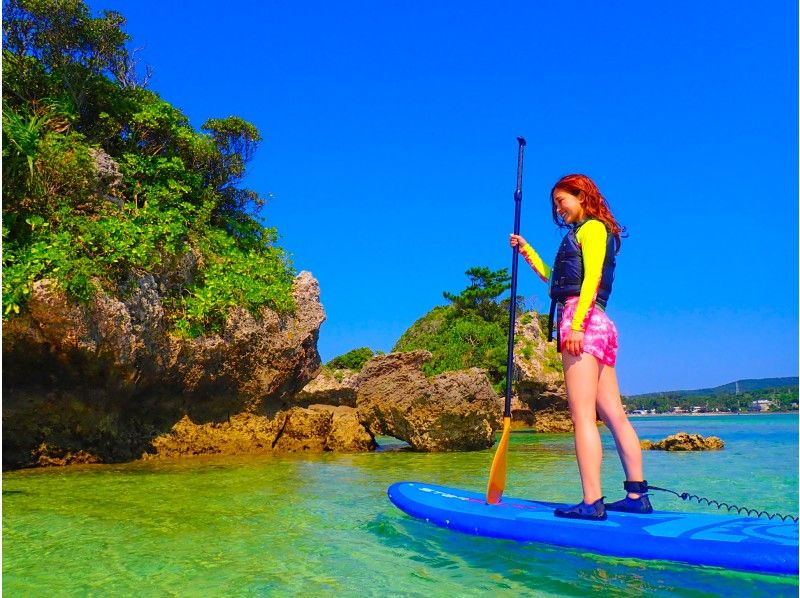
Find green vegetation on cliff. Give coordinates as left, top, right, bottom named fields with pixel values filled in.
left=393, top=267, right=517, bottom=393
left=2, top=0, right=295, bottom=336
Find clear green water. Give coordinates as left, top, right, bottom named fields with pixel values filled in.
left=4, top=414, right=798, bottom=597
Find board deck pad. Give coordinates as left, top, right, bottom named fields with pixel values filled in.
left=387, top=482, right=798, bottom=575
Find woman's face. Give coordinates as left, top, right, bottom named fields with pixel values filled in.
left=553, top=189, right=586, bottom=225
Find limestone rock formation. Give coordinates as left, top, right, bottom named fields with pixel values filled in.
left=294, top=308, right=579, bottom=447
left=144, top=406, right=374, bottom=459
left=293, top=367, right=358, bottom=407
left=355, top=351, right=500, bottom=451
left=641, top=432, right=725, bottom=451
left=2, top=271, right=326, bottom=469
left=512, top=312, right=572, bottom=432
left=31, top=443, right=102, bottom=467
left=308, top=405, right=376, bottom=452
left=507, top=394, right=536, bottom=428
left=89, top=147, right=124, bottom=207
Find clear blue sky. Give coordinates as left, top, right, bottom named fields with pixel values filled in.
left=91, top=0, right=798, bottom=394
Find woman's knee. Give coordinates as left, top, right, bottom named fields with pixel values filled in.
left=569, top=405, right=599, bottom=428
left=597, top=405, right=630, bottom=433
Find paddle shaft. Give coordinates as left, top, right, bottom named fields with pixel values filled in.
left=504, top=137, right=526, bottom=418
left=486, top=137, right=527, bottom=504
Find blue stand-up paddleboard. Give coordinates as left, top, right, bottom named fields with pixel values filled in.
left=388, top=482, right=799, bottom=575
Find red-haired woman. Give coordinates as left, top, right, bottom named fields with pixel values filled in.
left=510, top=174, right=651, bottom=521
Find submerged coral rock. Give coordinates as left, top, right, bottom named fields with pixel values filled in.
left=641, top=432, right=725, bottom=451
left=355, top=351, right=500, bottom=451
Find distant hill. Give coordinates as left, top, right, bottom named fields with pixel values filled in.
left=623, top=377, right=798, bottom=413
left=626, top=377, right=799, bottom=400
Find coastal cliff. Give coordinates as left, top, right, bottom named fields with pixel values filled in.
left=3, top=267, right=574, bottom=469
left=390, top=293, right=572, bottom=434
left=2, top=271, right=329, bottom=469
left=2, top=0, right=344, bottom=469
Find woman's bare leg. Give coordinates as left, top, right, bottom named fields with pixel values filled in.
left=562, top=351, right=603, bottom=503
left=595, top=364, right=644, bottom=496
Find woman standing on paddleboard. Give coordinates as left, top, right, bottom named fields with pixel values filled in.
left=510, top=174, right=651, bottom=521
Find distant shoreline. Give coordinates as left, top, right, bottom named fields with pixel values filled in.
left=628, top=411, right=798, bottom=417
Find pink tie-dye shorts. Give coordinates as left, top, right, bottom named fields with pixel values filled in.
left=558, top=296, right=619, bottom=367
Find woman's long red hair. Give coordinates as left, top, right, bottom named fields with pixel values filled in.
left=551, top=174, right=626, bottom=253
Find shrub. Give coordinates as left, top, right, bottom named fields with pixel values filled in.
left=327, top=347, right=377, bottom=371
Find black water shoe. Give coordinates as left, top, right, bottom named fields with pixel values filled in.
left=605, top=481, right=654, bottom=514
left=605, top=495, right=653, bottom=514
left=554, top=497, right=607, bottom=521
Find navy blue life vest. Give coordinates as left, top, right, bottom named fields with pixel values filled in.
left=547, top=219, right=616, bottom=342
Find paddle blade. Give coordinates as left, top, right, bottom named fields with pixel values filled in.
left=486, top=417, right=512, bottom=504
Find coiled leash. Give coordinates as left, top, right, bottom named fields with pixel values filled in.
left=648, top=485, right=799, bottom=523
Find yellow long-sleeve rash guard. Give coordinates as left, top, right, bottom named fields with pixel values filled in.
left=518, top=219, right=608, bottom=332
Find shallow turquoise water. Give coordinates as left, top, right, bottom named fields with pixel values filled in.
left=3, top=414, right=798, bottom=597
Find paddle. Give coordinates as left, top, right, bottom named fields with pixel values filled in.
left=486, top=136, right=526, bottom=505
